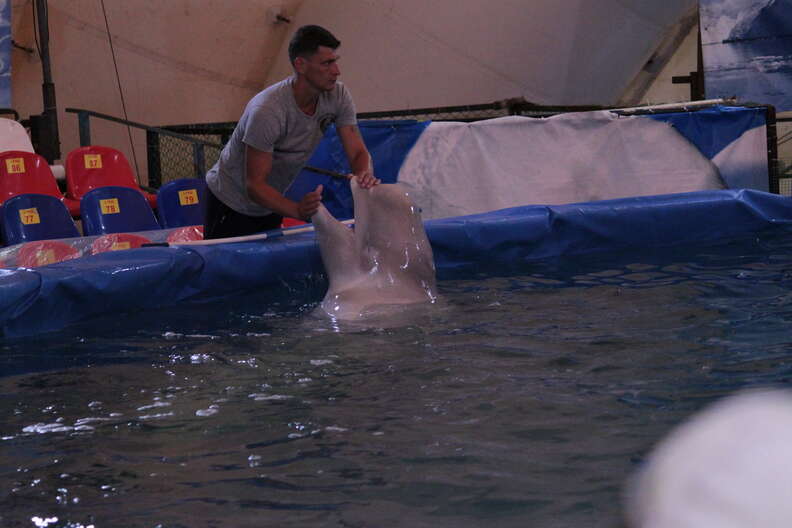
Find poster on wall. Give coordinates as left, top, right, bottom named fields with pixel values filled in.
left=0, top=0, right=9, bottom=107
left=699, top=0, right=792, bottom=112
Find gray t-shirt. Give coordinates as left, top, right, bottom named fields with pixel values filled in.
left=206, top=76, right=357, bottom=216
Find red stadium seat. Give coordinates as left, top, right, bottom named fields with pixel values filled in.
left=90, top=233, right=152, bottom=255
left=66, top=146, right=157, bottom=208
left=17, top=240, right=81, bottom=267
left=0, top=151, right=81, bottom=216
left=281, top=217, right=307, bottom=228
left=166, top=225, right=204, bottom=243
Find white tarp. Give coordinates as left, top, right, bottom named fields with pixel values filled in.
left=397, top=113, right=726, bottom=220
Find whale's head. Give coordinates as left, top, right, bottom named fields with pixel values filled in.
left=312, top=180, right=437, bottom=322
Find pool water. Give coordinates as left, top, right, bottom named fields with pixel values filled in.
left=2, top=228, right=792, bottom=528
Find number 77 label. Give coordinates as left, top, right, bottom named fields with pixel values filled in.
left=19, top=207, right=41, bottom=225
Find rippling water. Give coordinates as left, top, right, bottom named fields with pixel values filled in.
left=2, top=229, right=792, bottom=527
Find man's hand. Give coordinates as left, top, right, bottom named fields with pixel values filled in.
left=350, top=169, right=380, bottom=189
left=337, top=124, right=378, bottom=189
left=297, top=184, right=323, bottom=220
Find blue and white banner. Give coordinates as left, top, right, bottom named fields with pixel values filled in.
left=295, top=106, right=768, bottom=220
left=0, top=0, right=9, bottom=107
left=700, top=0, right=792, bottom=112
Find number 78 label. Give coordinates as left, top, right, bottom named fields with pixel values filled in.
left=100, top=198, right=120, bottom=214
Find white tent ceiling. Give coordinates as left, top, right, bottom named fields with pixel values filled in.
left=266, top=0, right=698, bottom=110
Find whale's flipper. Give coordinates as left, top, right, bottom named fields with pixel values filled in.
left=312, top=180, right=437, bottom=321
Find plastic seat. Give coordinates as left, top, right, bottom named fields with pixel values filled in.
left=90, top=233, right=152, bottom=254
left=281, top=217, right=307, bottom=228
left=66, top=146, right=157, bottom=208
left=0, top=151, right=81, bottom=216
left=0, top=118, right=35, bottom=153
left=156, top=178, right=206, bottom=228
left=1, top=193, right=81, bottom=246
left=16, top=240, right=81, bottom=267
left=166, top=225, right=204, bottom=243
left=80, top=186, right=161, bottom=236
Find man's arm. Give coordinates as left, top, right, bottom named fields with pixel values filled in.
left=337, top=124, right=379, bottom=188
left=246, top=145, right=322, bottom=220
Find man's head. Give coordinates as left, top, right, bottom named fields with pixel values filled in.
left=289, top=25, right=342, bottom=92
left=288, top=25, right=340, bottom=65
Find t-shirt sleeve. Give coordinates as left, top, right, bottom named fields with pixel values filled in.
left=242, top=105, right=282, bottom=153
left=335, top=84, right=357, bottom=128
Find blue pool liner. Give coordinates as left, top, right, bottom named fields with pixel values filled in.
left=0, top=188, right=791, bottom=338
left=284, top=119, right=430, bottom=220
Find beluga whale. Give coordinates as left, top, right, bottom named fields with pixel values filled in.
left=310, top=179, right=437, bottom=323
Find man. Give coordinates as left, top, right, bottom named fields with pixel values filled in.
left=204, top=25, right=378, bottom=239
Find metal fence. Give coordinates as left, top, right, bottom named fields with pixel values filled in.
left=150, top=100, right=612, bottom=187
left=65, top=108, right=225, bottom=189
left=777, top=116, right=792, bottom=196
left=70, top=100, right=785, bottom=195
left=148, top=127, right=226, bottom=188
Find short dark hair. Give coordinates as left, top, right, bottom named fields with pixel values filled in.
left=288, top=25, right=340, bottom=64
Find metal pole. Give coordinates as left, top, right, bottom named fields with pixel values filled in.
left=192, top=143, right=205, bottom=179
left=146, top=130, right=162, bottom=188
left=77, top=111, right=91, bottom=146
left=35, top=0, right=61, bottom=162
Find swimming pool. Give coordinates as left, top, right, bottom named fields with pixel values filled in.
left=2, top=222, right=792, bottom=527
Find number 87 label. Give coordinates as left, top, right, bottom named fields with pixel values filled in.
left=84, top=154, right=103, bottom=169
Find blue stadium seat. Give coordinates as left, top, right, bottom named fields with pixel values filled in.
left=2, top=193, right=81, bottom=246
left=80, top=186, right=160, bottom=236
left=156, top=178, right=206, bottom=228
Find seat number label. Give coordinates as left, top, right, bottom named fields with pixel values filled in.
left=6, top=158, right=25, bottom=173
left=178, top=189, right=199, bottom=205
left=19, top=207, right=41, bottom=225
left=100, top=198, right=121, bottom=214
left=35, top=249, right=56, bottom=266
left=84, top=154, right=103, bottom=169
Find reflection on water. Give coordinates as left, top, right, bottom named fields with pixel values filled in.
left=2, top=230, right=792, bottom=527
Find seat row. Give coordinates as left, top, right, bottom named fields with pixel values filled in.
left=0, top=145, right=158, bottom=217
left=0, top=179, right=207, bottom=247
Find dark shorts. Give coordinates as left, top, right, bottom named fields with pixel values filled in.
left=203, top=187, right=283, bottom=240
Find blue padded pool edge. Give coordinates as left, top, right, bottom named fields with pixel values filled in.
left=1, top=189, right=791, bottom=338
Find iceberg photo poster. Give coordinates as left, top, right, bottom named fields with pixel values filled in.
left=700, top=0, right=792, bottom=112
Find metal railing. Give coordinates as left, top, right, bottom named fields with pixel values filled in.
left=66, top=99, right=783, bottom=195
left=65, top=108, right=224, bottom=188
left=159, top=98, right=782, bottom=195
